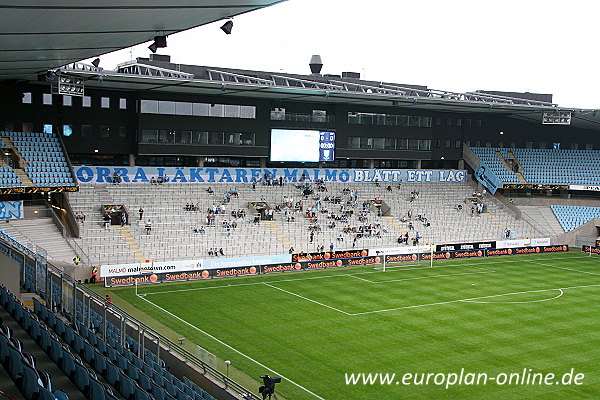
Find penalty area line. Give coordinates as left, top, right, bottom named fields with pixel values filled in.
left=263, top=283, right=352, bottom=315
left=136, top=294, right=328, bottom=400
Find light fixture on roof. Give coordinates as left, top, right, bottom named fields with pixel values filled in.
left=148, top=35, right=167, bottom=53
left=220, top=20, right=233, bottom=34
left=91, top=58, right=100, bottom=68
left=499, top=131, right=504, bottom=135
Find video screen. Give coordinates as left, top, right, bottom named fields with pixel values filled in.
left=270, top=129, right=335, bottom=162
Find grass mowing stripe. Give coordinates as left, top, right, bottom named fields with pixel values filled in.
left=262, top=282, right=352, bottom=315
left=137, top=291, right=329, bottom=400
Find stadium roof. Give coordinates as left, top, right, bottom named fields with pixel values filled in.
left=0, top=0, right=286, bottom=80
left=54, top=56, right=600, bottom=130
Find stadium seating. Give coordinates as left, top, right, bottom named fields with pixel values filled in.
left=68, top=180, right=539, bottom=265
left=550, top=205, right=600, bottom=232
left=470, top=147, right=521, bottom=184
left=0, top=131, right=76, bottom=187
left=511, top=148, right=600, bottom=186
left=0, top=165, right=23, bottom=187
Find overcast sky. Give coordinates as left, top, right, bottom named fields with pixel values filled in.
left=89, top=0, right=599, bottom=109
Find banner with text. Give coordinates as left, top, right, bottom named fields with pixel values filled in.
left=74, top=166, right=467, bottom=184
left=0, top=201, right=24, bottom=220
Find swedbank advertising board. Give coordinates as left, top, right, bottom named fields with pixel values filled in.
left=101, top=240, right=568, bottom=287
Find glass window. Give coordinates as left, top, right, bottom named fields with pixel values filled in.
left=240, top=133, right=255, bottom=145
left=360, top=114, right=373, bottom=125
left=477, top=119, right=482, bottom=128
left=510, top=142, right=515, bottom=148
left=4, top=122, right=13, bottom=131
left=376, top=114, right=386, bottom=125
left=140, top=100, right=158, bottom=113
left=498, top=142, right=504, bottom=148
left=43, top=124, right=53, bottom=134
left=159, top=130, right=175, bottom=143
left=418, top=139, right=431, bottom=151
left=43, top=93, right=52, bottom=105
left=348, top=113, right=359, bottom=124
left=485, top=142, right=491, bottom=148
left=455, top=140, right=461, bottom=149
left=101, top=97, right=110, bottom=108
left=175, top=102, right=192, bottom=116
left=466, top=119, right=472, bottom=127
left=82, top=125, right=92, bottom=138
left=571, top=143, right=578, bottom=150
left=209, top=104, right=224, bottom=117
left=385, top=114, right=396, bottom=126
left=348, top=137, right=360, bottom=149
left=456, top=118, right=462, bottom=127
left=408, top=139, right=419, bottom=150
left=360, top=137, right=373, bottom=149
left=119, top=127, right=127, bottom=139
left=100, top=126, right=110, bottom=138
left=421, top=116, right=432, bottom=127
left=408, top=116, right=420, bottom=126
left=240, top=106, right=256, bottom=119
left=176, top=130, right=191, bottom=143
left=141, top=129, right=157, bottom=143
left=586, top=143, right=594, bottom=150
left=397, top=138, right=408, bottom=150
left=475, top=141, right=481, bottom=147
left=539, top=142, right=546, bottom=149
left=22, top=92, right=32, bottom=104
left=526, top=141, right=533, bottom=149
left=226, top=132, right=240, bottom=145
left=193, top=103, right=209, bottom=116
left=384, top=138, right=396, bottom=149
left=82, top=96, right=91, bottom=107
left=209, top=132, right=224, bottom=144
left=445, top=140, right=452, bottom=148
left=62, top=125, right=72, bottom=136
left=435, top=117, right=441, bottom=126
left=397, top=115, right=408, bottom=126
left=434, top=140, right=441, bottom=148
left=158, top=101, right=176, bottom=115
left=446, top=117, right=452, bottom=126
left=225, top=105, right=240, bottom=118
left=119, top=98, right=127, bottom=109
left=63, top=95, right=72, bottom=106
left=373, top=138, right=385, bottom=149
left=192, top=131, right=208, bottom=144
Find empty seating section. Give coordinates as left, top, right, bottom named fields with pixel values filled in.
left=0, top=131, right=76, bottom=187
left=1, top=281, right=218, bottom=400
left=551, top=205, right=600, bottom=232
left=511, top=148, right=600, bottom=186
left=0, top=165, right=23, bottom=187
left=470, top=147, right=520, bottom=184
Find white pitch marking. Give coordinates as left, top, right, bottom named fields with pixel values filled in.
left=531, top=261, right=600, bottom=277
left=461, top=289, right=564, bottom=304
left=262, top=283, right=352, bottom=315
left=137, top=294, right=328, bottom=400
left=350, top=283, right=600, bottom=316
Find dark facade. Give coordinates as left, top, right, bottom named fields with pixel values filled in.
left=1, top=71, right=599, bottom=170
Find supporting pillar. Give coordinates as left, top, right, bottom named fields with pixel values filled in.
left=128, top=154, right=135, bottom=166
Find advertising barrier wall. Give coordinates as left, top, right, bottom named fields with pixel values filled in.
left=582, top=245, right=600, bottom=255
left=474, top=163, right=500, bottom=194
left=103, top=240, right=570, bottom=287
left=74, top=166, right=467, bottom=184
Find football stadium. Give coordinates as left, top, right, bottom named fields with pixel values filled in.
left=1, top=1, right=600, bottom=400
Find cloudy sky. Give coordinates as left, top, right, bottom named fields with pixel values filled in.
left=90, top=0, right=599, bottom=109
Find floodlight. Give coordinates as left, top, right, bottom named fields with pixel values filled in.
left=91, top=58, right=100, bottom=68
left=148, top=43, right=158, bottom=53
left=154, top=35, right=167, bottom=48
left=220, top=20, right=233, bottom=34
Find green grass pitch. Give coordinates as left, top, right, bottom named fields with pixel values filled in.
left=109, top=252, right=600, bottom=399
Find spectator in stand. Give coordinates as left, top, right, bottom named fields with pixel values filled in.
left=145, top=219, right=152, bottom=235
left=105, top=295, right=112, bottom=307
left=139, top=207, right=144, bottom=220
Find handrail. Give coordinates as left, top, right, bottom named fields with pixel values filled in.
left=0, top=233, right=261, bottom=400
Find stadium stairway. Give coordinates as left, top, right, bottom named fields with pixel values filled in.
left=116, top=226, right=147, bottom=263
left=3, top=218, right=77, bottom=262
left=519, top=206, right=565, bottom=237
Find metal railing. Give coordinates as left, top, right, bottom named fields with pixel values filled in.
left=0, top=233, right=261, bottom=400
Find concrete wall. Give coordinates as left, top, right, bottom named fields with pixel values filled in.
left=0, top=252, right=21, bottom=299
left=552, top=218, right=600, bottom=246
